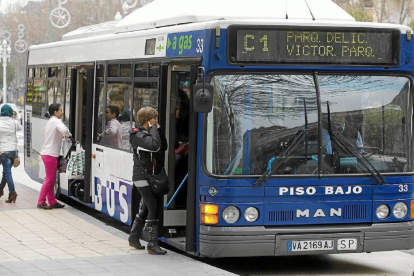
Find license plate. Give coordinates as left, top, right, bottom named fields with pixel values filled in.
left=288, top=240, right=334, bottom=252
left=337, top=238, right=357, bottom=250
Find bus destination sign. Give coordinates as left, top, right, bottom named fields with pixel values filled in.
left=228, top=26, right=400, bottom=66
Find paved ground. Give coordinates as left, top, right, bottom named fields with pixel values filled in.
left=0, top=165, right=235, bottom=276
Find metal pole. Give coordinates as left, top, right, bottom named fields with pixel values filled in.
left=3, top=59, right=6, bottom=102
left=1, top=40, right=7, bottom=102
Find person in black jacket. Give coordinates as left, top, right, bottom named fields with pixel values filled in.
left=128, top=106, right=168, bottom=255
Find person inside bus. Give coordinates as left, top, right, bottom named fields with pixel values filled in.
left=129, top=106, right=168, bottom=255
left=115, top=102, right=124, bottom=119
left=37, top=103, right=71, bottom=209
left=0, top=104, right=22, bottom=203
left=175, top=85, right=190, bottom=153
left=99, top=105, right=122, bottom=148
left=175, top=100, right=189, bottom=150
left=322, top=107, right=363, bottom=155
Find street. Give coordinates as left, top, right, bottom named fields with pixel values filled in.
left=1, top=129, right=412, bottom=276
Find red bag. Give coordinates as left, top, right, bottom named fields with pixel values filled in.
left=175, top=143, right=189, bottom=156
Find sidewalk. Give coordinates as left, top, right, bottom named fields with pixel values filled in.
left=0, top=173, right=235, bottom=275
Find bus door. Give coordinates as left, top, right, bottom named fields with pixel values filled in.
left=91, top=62, right=134, bottom=225
left=162, top=63, right=198, bottom=253
left=64, top=66, right=94, bottom=204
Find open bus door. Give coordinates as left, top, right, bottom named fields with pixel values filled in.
left=161, top=63, right=199, bottom=254
left=62, top=66, right=93, bottom=203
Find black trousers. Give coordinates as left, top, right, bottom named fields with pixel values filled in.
left=137, top=185, right=158, bottom=220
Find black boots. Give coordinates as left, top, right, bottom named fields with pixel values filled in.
left=128, top=216, right=145, bottom=250
left=144, top=220, right=167, bottom=255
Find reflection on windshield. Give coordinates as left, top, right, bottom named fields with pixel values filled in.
left=320, top=75, right=410, bottom=175
left=206, top=74, right=411, bottom=176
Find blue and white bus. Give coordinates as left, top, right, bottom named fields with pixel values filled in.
left=25, top=0, right=414, bottom=257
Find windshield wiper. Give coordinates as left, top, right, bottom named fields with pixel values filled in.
left=331, top=132, right=386, bottom=184
left=254, top=99, right=309, bottom=187
left=326, top=102, right=385, bottom=184
left=254, top=129, right=307, bottom=186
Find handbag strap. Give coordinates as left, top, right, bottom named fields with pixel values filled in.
left=133, top=148, right=155, bottom=175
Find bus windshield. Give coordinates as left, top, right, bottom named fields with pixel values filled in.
left=206, top=74, right=412, bottom=176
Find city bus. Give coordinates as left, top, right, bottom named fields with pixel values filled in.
left=24, top=0, right=414, bottom=257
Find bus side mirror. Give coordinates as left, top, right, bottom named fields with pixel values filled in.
left=192, top=83, right=213, bottom=113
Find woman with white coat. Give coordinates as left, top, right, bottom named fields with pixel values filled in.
left=0, top=104, right=22, bottom=203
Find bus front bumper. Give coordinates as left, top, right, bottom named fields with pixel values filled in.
left=199, top=221, right=414, bottom=257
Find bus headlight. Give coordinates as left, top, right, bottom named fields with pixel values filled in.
left=222, top=206, right=240, bottom=224
left=393, top=202, right=408, bottom=219
left=376, top=204, right=389, bottom=219
left=244, top=207, right=259, bottom=222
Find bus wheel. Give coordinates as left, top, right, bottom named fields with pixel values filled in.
left=75, top=182, right=85, bottom=201
left=54, top=172, right=61, bottom=199
left=69, top=179, right=82, bottom=197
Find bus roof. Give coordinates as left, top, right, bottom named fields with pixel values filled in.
left=115, top=0, right=354, bottom=32
left=28, top=0, right=413, bottom=65
left=63, top=0, right=354, bottom=41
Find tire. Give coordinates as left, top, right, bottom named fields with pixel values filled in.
left=54, top=171, right=61, bottom=199
left=75, top=182, right=85, bottom=201
left=69, top=179, right=82, bottom=197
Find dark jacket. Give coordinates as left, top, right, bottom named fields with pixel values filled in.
left=130, top=125, right=167, bottom=181
left=152, top=127, right=168, bottom=174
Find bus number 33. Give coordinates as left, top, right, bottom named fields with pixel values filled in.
left=398, top=184, right=408, bottom=192
left=196, top=38, right=204, bottom=53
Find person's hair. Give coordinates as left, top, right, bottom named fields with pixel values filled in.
left=107, top=105, right=120, bottom=118
left=46, top=103, right=61, bottom=118
left=137, top=106, right=158, bottom=125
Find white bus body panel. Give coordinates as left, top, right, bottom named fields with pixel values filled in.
left=28, top=34, right=167, bottom=65
left=91, top=144, right=134, bottom=225
left=30, top=117, right=48, bottom=153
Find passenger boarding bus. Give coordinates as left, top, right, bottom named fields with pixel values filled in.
left=25, top=0, right=414, bottom=257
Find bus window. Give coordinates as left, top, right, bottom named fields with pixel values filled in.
left=108, top=64, right=120, bottom=77
left=28, top=68, right=33, bottom=78
left=66, top=66, right=73, bottom=78
left=40, top=67, right=47, bottom=78
left=134, top=63, right=148, bottom=78
left=64, top=79, right=71, bottom=127
left=48, top=67, right=57, bottom=78
left=149, top=63, right=159, bottom=77
left=47, top=80, right=62, bottom=106
left=207, top=74, right=318, bottom=176
left=95, top=82, right=105, bottom=142
left=32, top=79, right=47, bottom=117
left=120, top=64, right=132, bottom=77
left=320, top=75, right=411, bottom=173
left=133, top=82, right=158, bottom=116
left=34, top=67, right=42, bottom=78
left=105, top=82, right=132, bottom=150
left=96, top=65, right=104, bottom=78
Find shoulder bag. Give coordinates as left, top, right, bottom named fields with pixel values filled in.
left=12, top=121, right=20, bottom=168
left=134, top=148, right=169, bottom=196
left=146, top=154, right=169, bottom=196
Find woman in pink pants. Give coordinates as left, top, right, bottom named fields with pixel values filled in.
left=37, top=103, right=71, bottom=209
